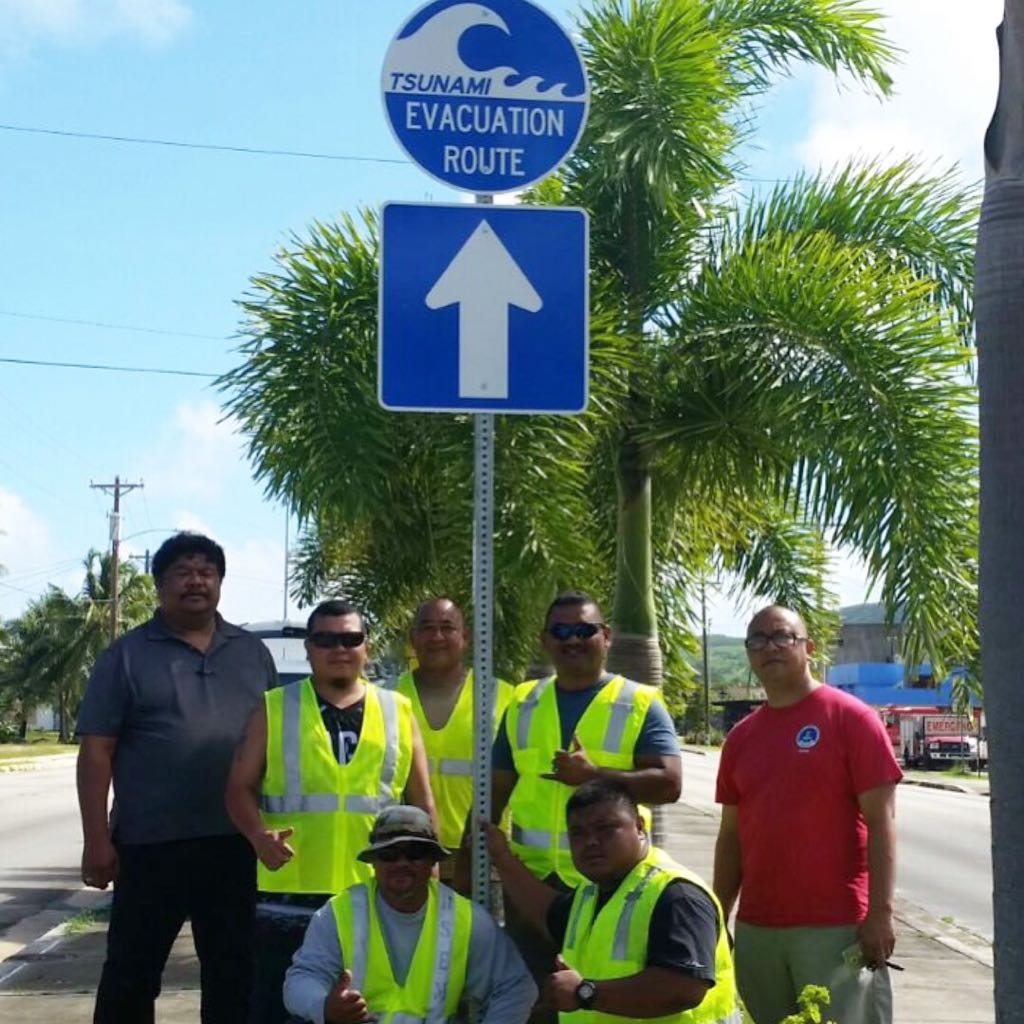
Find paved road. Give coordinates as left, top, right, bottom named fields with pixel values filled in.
left=0, top=748, right=995, bottom=958
left=680, top=749, right=994, bottom=940
left=0, top=755, right=81, bottom=942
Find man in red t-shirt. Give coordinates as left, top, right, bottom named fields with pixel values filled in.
left=713, top=605, right=902, bottom=1024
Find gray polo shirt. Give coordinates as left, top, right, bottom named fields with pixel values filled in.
left=77, top=611, right=278, bottom=844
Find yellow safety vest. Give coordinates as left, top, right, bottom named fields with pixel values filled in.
left=331, top=878, right=472, bottom=1024
left=396, top=669, right=514, bottom=849
left=260, top=677, right=413, bottom=894
left=561, top=852, right=740, bottom=1024
left=505, top=675, right=658, bottom=885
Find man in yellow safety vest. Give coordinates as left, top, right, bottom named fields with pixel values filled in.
left=487, top=779, right=739, bottom=1024
left=226, top=599, right=436, bottom=1023
left=491, top=591, right=683, bottom=1011
left=393, top=596, right=514, bottom=881
left=284, top=805, right=537, bottom=1023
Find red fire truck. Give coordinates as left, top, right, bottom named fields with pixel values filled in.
left=877, top=706, right=986, bottom=770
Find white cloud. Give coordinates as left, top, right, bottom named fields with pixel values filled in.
left=797, top=1, right=1002, bottom=178
left=142, top=399, right=249, bottom=503
left=0, top=487, right=66, bottom=619
left=0, top=0, right=191, bottom=53
left=218, top=536, right=296, bottom=625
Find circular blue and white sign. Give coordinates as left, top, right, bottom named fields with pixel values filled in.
left=382, top=0, right=590, bottom=193
left=796, top=725, right=821, bottom=750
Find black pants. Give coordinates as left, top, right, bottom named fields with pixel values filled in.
left=249, top=901, right=324, bottom=1024
left=94, top=833, right=256, bottom=1024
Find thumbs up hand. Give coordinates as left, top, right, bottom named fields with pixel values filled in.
left=541, top=734, right=596, bottom=787
left=252, top=827, right=295, bottom=871
left=542, top=954, right=584, bottom=1011
left=324, top=969, right=373, bottom=1023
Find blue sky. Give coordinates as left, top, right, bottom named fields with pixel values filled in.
left=0, top=0, right=1001, bottom=634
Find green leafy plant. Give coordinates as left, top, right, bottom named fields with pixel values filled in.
left=781, top=984, right=836, bottom=1024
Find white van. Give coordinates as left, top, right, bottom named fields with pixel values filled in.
left=240, top=619, right=309, bottom=686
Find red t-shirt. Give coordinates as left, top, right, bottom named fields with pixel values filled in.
left=716, top=684, right=902, bottom=927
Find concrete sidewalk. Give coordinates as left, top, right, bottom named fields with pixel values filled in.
left=0, top=800, right=994, bottom=1023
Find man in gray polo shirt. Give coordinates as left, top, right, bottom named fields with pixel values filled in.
left=77, top=531, right=278, bottom=1024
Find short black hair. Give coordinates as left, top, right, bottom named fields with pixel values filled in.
left=151, top=532, right=226, bottom=584
left=307, top=599, right=365, bottom=634
left=545, top=590, right=603, bottom=626
left=566, top=779, right=639, bottom=823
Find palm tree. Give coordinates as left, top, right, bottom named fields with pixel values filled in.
left=221, top=0, right=977, bottom=689
left=0, top=553, right=155, bottom=741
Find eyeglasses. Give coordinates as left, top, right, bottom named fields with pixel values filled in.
left=744, top=630, right=808, bottom=651
left=373, top=842, right=437, bottom=863
left=547, top=622, right=604, bottom=641
left=308, top=631, right=366, bottom=650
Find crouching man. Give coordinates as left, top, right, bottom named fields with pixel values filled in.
left=488, top=780, right=739, bottom=1023
left=284, top=805, right=537, bottom=1023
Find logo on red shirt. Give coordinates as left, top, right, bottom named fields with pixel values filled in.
left=796, top=724, right=821, bottom=750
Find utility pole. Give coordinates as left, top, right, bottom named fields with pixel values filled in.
left=91, top=477, right=144, bottom=641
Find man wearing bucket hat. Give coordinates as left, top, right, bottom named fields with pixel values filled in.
left=283, top=805, right=536, bottom=1023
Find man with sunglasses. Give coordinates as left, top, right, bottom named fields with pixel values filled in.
left=713, top=605, right=902, bottom=1024
left=392, top=596, right=514, bottom=883
left=283, top=805, right=536, bottom=1024
left=491, top=592, right=682, bottom=1017
left=226, top=599, right=435, bottom=1023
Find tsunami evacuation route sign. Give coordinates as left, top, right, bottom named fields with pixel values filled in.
left=381, top=0, right=590, bottom=193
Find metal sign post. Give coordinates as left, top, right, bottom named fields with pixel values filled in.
left=471, top=409, right=496, bottom=908
left=378, top=0, right=592, bottom=913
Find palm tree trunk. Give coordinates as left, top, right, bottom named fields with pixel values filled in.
left=977, top=4, right=1024, bottom=1017
left=608, top=434, right=663, bottom=686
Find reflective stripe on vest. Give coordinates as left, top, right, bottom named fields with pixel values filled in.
left=560, top=853, right=739, bottom=1024
left=512, top=823, right=571, bottom=850
left=260, top=683, right=401, bottom=816
left=334, top=879, right=470, bottom=1024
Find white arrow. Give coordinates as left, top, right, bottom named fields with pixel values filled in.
left=425, top=219, right=542, bottom=399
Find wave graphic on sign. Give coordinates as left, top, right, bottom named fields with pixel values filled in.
left=384, top=2, right=584, bottom=102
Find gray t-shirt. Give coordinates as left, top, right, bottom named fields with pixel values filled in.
left=76, top=611, right=278, bottom=844
left=284, top=886, right=537, bottom=1024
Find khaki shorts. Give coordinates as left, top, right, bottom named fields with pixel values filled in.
left=735, top=922, right=894, bottom=1024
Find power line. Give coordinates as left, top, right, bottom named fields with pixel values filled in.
left=0, top=309, right=224, bottom=341
left=0, top=356, right=217, bottom=378
left=0, top=122, right=408, bottom=165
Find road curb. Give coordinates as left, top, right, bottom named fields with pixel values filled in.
left=901, top=777, right=989, bottom=797
left=894, top=897, right=993, bottom=969
left=0, top=890, right=110, bottom=984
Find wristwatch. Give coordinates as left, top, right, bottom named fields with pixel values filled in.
left=576, top=979, right=598, bottom=1010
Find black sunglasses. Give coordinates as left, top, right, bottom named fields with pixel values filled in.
left=548, top=622, right=604, bottom=641
left=373, top=842, right=437, bottom=863
left=309, top=631, right=366, bottom=650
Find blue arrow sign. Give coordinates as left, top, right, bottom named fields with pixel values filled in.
left=379, top=202, right=589, bottom=414
left=381, top=0, right=589, bottom=193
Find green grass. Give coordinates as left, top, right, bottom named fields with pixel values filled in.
left=0, top=735, right=75, bottom=760
left=63, top=908, right=110, bottom=935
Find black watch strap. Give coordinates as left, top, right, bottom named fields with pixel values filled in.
left=576, top=979, right=598, bottom=1010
